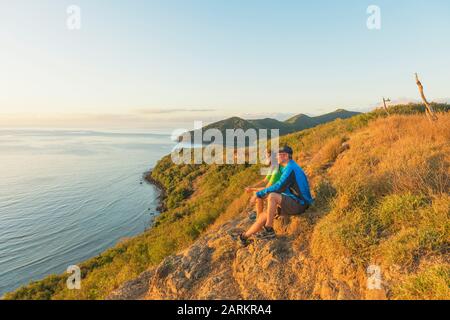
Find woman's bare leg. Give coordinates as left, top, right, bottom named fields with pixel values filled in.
left=255, top=197, right=264, bottom=216
left=249, top=194, right=256, bottom=208
left=244, top=211, right=267, bottom=238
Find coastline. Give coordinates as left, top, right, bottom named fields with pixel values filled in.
left=143, top=170, right=167, bottom=213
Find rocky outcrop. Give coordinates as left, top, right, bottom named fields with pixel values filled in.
left=107, top=270, right=154, bottom=300
left=108, top=210, right=386, bottom=300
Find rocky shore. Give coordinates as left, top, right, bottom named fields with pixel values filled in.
left=144, top=171, right=167, bottom=213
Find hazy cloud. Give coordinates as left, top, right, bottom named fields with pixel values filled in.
left=135, top=108, right=216, bottom=115
left=435, top=98, right=450, bottom=104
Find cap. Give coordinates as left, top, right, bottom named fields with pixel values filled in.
left=278, top=145, right=293, bottom=155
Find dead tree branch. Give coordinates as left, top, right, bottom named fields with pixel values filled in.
left=382, top=97, right=391, bottom=115
left=415, top=73, right=438, bottom=121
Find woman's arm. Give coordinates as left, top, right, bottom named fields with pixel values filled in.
left=245, top=177, right=268, bottom=193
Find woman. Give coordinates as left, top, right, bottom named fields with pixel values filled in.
left=245, top=150, right=283, bottom=220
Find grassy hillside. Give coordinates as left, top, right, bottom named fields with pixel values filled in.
left=4, top=103, right=449, bottom=300
left=137, top=108, right=449, bottom=300
left=308, top=113, right=449, bottom=299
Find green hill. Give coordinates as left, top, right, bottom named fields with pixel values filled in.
left=313, top=108, right=361, bottom=123
left=181, top=109, right=361, bottom=143
left=284, top=113, right=315, bottom=127
left=248, top=118, right=293, bottom=135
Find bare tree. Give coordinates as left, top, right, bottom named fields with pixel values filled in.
left=415, top=73, right=438, bottom=121
left=382, top=97, right=391, bottom=115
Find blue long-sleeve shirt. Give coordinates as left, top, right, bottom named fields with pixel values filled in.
left=256, top=160, right=314, bottom=205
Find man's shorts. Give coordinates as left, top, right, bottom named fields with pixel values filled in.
left=278, top=194, right=309, bottom=216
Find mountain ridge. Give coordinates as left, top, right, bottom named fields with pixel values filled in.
left=181, top=109, right=361, bottom=142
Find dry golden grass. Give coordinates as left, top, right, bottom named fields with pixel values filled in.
left=201, top=113, right=449, bottom=299
left=311, top=113, right=450, bottom=299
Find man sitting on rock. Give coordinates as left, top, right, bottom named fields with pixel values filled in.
left=239, top=146, right=313, bottom=246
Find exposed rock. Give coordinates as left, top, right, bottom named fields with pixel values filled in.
left=111, top=211, right=386, bottom=300
left=142, top=212, right=326, bottom=300
left=107, top=270, right=154, bottom=300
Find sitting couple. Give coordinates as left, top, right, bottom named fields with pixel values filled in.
left=240, top=146, right=313, bottom=246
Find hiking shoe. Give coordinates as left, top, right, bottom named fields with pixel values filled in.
left=248, top=211, right=257, bottom=221
left=256, top=226, right=276, bottom=240
left=238, top=233, right=252, bottom=247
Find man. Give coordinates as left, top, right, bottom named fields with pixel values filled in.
left=245, top=150, right=283, bottom=221
left=239, top=146, right=313, bottom=245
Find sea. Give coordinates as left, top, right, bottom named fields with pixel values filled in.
left=0, top=129, right=174, bottom=296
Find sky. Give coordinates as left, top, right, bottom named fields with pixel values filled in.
left=0, top=0, right=449, bottom=130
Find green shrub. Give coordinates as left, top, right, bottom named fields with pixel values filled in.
left=376, top=193, right=430, bottom=233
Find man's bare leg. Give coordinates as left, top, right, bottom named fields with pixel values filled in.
left=265, top=193, right=282, bottom=228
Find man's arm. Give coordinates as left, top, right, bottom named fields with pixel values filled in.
left=256, top=164, right=293, bottom=198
